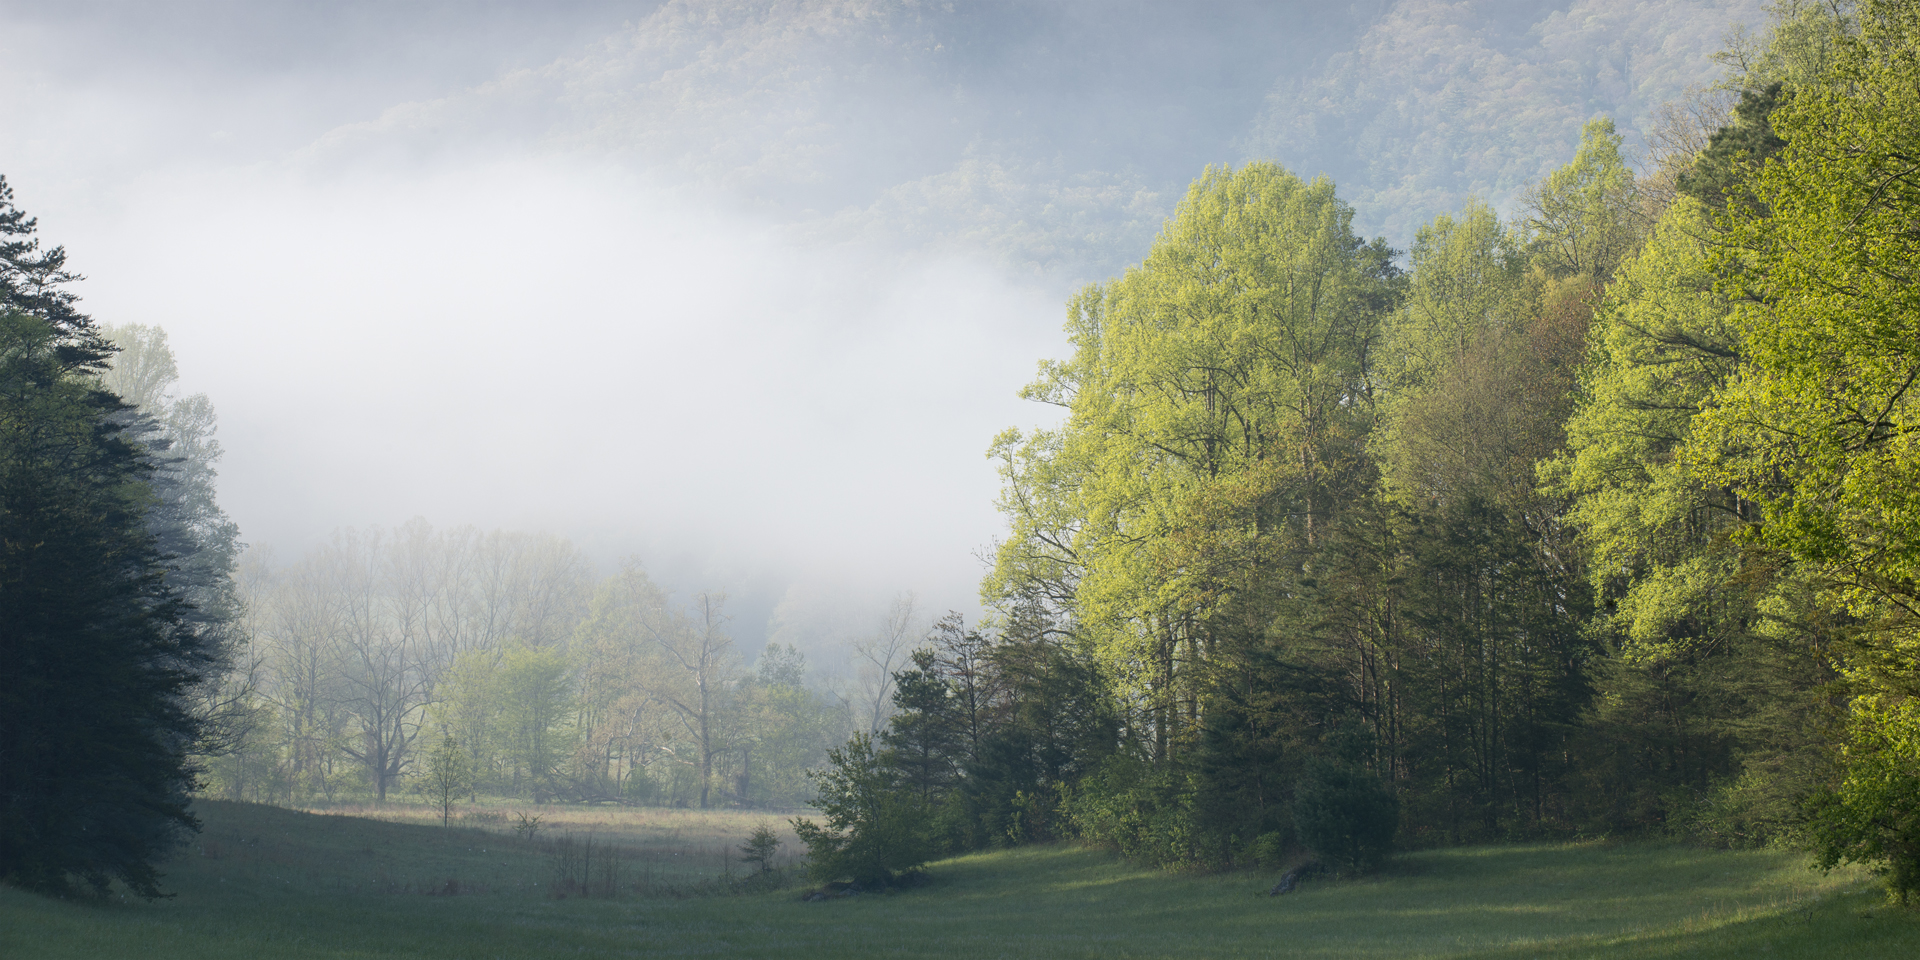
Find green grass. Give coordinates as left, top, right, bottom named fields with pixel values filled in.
left=3, top=800, right=1917, bottom=958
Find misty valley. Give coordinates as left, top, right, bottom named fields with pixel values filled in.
left=7, top=1, right=1920, bottom=958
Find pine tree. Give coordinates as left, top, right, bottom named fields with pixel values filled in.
left=0, top=311, right=213, bottom=897
left=0, top=180, right=220, bottom=898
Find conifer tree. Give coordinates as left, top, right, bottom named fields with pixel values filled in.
left=0, top=179, right=223, bottom=898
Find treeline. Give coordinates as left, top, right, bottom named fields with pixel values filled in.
left=209, top=521, right=934, bottom=810
left=97, top=330, right=913, bottom=814
left=798, top=0, right=1920, bottom=899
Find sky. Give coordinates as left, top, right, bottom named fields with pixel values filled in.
left=0, top=0, right=1760, bottom=653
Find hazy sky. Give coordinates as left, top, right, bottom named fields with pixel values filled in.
left=0, top=0, right=1756, bottom=649
left=0, top=1, right=1108, bottom=645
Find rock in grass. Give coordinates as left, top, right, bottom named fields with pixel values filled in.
left=1269, top=859, right=1322, bottom=896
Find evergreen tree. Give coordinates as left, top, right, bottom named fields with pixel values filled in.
left=0, top=311, right=212, bottom=897
left=0, top=180, right=229, bottom=897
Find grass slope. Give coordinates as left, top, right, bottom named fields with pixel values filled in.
left=3, top=800, right=1917, bottom=959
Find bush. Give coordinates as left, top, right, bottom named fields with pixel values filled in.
left=1293, top=758, right=1398, bottom=873
left=1807, top=697, right=1920, bottom=904
left=790, top=734, right=933, bottom=887
left=739, top=823, right=782, bottom=874
left=1060, top=753, right=1202, bottom=869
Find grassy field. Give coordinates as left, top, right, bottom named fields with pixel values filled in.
left=3, top=800, right=1918, bottom=959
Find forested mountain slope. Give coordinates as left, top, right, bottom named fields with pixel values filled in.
left=1247, top=0, right=1768, bottom=241
left=314, top=0, right=1763, bottom=278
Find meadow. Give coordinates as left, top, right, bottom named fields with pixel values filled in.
left=2, top=800, right=1918, bottom=959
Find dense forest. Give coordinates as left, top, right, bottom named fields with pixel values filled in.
left=796, top=0, right=1920, bottom=902
left=7, top=0, right=1920, bottom=907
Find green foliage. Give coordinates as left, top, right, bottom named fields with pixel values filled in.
left=494, top=644, right=574, bottom=800
left=1059, top=752, right=1200, bottom=869
left=729, top=647, right=844, bottom=808
left=738, top=823, right=781, bottom=874
left=421, top=732, right=474, bottom=827
left=0, top=309, right=212, bottom=899
left=1520, top=117, right=1644, bottom=280
left=1810, top=697, right=1920, bottom=903
left=1293, top=756, right=1398, bottom=874
left=1677, top=83, right=1791, bottom=212
left=880, top=648, right=964, bottom=805
left=0, top=176, right=94, bottom=339
left=1690, top=0, right=1920, bottom=635
left=1184, top=641, right=1321, bottom=867
left=0, top=183, right=234, bottom=898
left=990, top=162, right=1398, bottom=769
left=791, top=734, right=931, bottom=886
left=1674, top=0, right=1920, bottom=894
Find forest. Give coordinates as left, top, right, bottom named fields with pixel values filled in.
left=5, top=0, right=1920, bottom=918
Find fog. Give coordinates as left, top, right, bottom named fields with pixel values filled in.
left=0, top=0, right=1760, bottom=652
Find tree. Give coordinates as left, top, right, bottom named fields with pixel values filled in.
left=879, top=648, right=964, bottom=805
left=739, top=822, right=782, bottom=874
left=575, top=566, right=740, bottom=808
left=1684, top=0, right=1920, bottom=894
left=320, top=527, right=438, bottom=803
left=790, top=734, right=930, bottom=886
left=99, top=323, right=250, bottom=761
left=1519, top=117, right=1644, bottom=281
left=493, top=642, right=574, bottom=799
left=0, top=176, right=91, bottom=337
left=244, top=522, right=595, bottom=804
left=852, top=593, right=920, bottom=737
left=726, top=644, right=844, bottom=807
left=0, top=311, right=213, bottom=896
left=422, top=731, right=473, bottom=827
left=0, top=180, right=229, bottom=897
left=1293, top=754, right=1398, bottom=873
left=991, top=163, right=1397, bottom=767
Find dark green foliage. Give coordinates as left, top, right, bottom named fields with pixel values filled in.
left=950, top=622, right=1116, bottom=849
left=880, top=649, right=965, bottom=806
left=1293, top=755, right=1399, bottom=874
left=1808, top=757, right=1920, bottom=906
left=790, top=734, right=931, bottom=887
left=1185, top=634, right=1333, bottom=868
left=803, top=607, right=1120, bottom=872
left=739, top=823, right=782, bottom=874
left=1392, top=495, right=1594, bottom=842
left=0, top=313, right=209, bottom=898
left=0, top=176, right=97, bottom=348
left=1058, top=752, right=1199, bottom=868
left=0, top=182, right=229, bottom=899
left=1677, top=83, right=1790, bottom=212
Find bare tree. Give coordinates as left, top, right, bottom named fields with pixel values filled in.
left=570, top=564, right=741, bottom=807
left=1640, top=84, right=1739, bottom=216
left=853, top=593, right=921, bottom=736
left=324, top=527, right=439, bottom=803
left=261, top=552, right=351, bottom=801
left=641, top=592, right=737, bottom=809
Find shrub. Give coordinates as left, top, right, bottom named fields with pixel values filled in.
left=1807, top=696, right=1920, bottom=904
left=739, top=823, right=782, bottom=874
left=791, top=734, right=932, bottom=887
left=1293, top=758, right=1397, bottom=873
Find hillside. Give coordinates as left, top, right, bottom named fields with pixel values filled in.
left=307, top=0, right=1765, bottom=278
